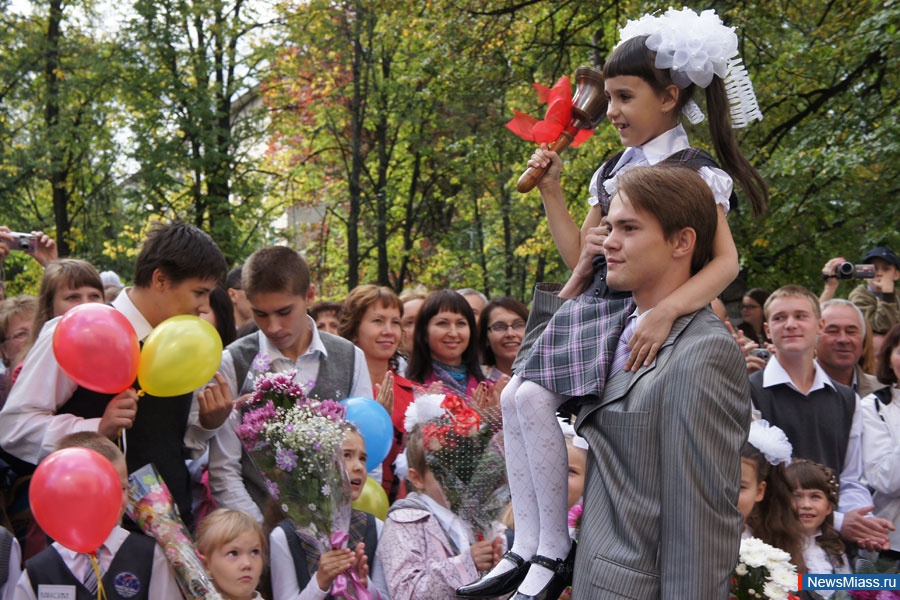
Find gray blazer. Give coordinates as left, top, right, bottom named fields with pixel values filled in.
left=573, top=308, right=751, bottom=599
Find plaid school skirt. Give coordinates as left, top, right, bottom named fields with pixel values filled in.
left=516, top=268, right=633, bottom=401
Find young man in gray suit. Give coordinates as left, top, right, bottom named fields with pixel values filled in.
left=570, top=165, right=751, bottom=599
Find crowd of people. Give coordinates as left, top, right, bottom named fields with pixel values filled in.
left=0, top=6, right=897, bottom=600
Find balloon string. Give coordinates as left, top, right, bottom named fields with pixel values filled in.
left=118, top=429, right=127, bottom=457
left=89, top=553, right=108, bottom=600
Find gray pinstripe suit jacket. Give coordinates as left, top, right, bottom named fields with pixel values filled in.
left=573, top=307, right=751, bottom=599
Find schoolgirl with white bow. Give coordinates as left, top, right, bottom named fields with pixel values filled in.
left=459, top=8, right=769, bottom=600
left=740, top=420, right=808, bottom=573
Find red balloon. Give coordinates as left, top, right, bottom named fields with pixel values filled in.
left=52, top=303, right=140, bottom=394
left=30, top=448, right=123, bottom=553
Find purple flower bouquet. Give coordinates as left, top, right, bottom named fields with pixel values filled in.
left=237, top=369, right=351, bottom=553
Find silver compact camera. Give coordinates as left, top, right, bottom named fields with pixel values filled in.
left=5, top=232, right=36, bottom=252
left=748, top=348, right=771, bottom=362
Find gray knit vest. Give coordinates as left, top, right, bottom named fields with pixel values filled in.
left=750, top=371, right=855, bottom=474
left=226, top=330, right=358, bottom=513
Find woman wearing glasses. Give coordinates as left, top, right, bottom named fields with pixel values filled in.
left=478, top=298, right=530, bottom=381
left=738, top=288, right=771, bottom=345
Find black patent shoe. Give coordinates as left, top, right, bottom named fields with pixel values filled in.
left=456, top=551, right=530, bottom=598
left=510, top=542, right=576, bottom=600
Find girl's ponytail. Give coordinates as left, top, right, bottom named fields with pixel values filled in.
left=615, top=7, right=770, bottom=217
left=706, top=78, right=769, bottom=217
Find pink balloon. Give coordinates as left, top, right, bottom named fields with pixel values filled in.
left=52, top=303, right=140, bottom=394
left=30, top=448, right=123, bottom=553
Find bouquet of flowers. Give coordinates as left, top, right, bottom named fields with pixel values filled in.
left=127, top=463, right=223, bottom=600
left=407, top=392, right=508, bottom=538
left=236, top=369, right=350, bottom=553
left=848, top=552, right=900, bottom=599
left=730, top=537, right=800, bottom=600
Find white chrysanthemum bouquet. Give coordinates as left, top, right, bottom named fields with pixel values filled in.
left=730, top=537, right=800, bottom=600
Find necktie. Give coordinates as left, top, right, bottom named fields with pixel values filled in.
left=83, top=549, right=104, bottom=595
left=610, top=315, right=638, bottom=375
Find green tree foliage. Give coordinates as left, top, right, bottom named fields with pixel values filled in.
left=263, top=0, right=899, bottom=301
left=1, top=0, right=895, bottom=303
left=118, top=0, right=279, bottom=265
left=727, top=0, right=900, bottom=293
left=0, top=0, right=131, bottom=286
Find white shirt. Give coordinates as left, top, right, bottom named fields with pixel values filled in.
left=0, top=290, right=217, bottom=465
left=588, top=124, right=734, bottom=213
left=1, top=533, right=20, bottom=600
left=207, top=320, right=372, bottom=521
left=860, top=385, right=900, bottom=551
left=269, top=518, right=387, bottom=600
left=756, top=356, right=872, bottom=531
left=12, top=526, right=180, bottom=599
left=800, top=533, right=851, bottom=598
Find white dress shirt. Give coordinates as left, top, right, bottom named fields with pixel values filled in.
left=588, top=123, right=734, bottom=213
left=12, top=526, right=180, bottom=599
left=269, top=518, right=386, bottom=600
left=860, top=385, right=900, bottom=551
left=207, top=320, right=372, bottom=521
left=757, top=357, right=872, bottom=531
left=0, top=290, right=217, bottom=465
left=1, top=533, right=20, bottom=600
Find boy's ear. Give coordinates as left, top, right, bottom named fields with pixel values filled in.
left=306, top=284, right=316, bottom=304
left=671, top=226, right=696, bottom=259
left=150, top=268, right=168, bottom=290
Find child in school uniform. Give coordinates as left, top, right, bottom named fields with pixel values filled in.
left=739, top=420, right=808, bottom=572
left=13, top=432, right=180, bottom=599
left=269, top=425, right=384, bottom=600
left=376, top=423, right=503, bottom=600
left=196, top=509, right=266, bottom=600
left=786, top=459, right=851, bottom=599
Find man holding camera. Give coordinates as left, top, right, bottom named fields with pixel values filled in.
left=822, top=247, right=900, bottom=354
left=0, top=227, right=58, bottom=278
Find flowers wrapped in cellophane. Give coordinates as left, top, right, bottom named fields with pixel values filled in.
left=126, top=463, right=223, bottom=600
left=236, top=369, right=351, bottom=553
left=730, top=537, right=799, bottom=600
left=407, top=392, right=508, bottom=539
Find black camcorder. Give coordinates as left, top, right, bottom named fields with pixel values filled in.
left=822, top=261, right=875, bottom=280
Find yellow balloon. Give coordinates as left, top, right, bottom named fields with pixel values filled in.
left=138, top=315, right=223, bottom=397
left=352, top=476, right=389, bottom=520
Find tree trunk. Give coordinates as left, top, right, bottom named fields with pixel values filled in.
left=46, top=0, right=70, bottom=256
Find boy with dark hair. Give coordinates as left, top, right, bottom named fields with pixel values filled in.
left=15, top=432, right=180, bottom=598
left=0, top=221, right=233, bottom=529
left=208, top=245, right=372, bottom=521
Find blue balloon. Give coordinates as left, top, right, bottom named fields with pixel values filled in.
left=340, top=397, right=393, bottom=472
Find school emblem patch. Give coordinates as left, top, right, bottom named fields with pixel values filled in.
left=113, top=572, right=141, bottom=598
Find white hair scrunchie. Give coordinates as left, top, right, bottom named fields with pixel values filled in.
left=617, top=7, right=763, bottom=128
left=747, top=419, right=793, bottom=466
